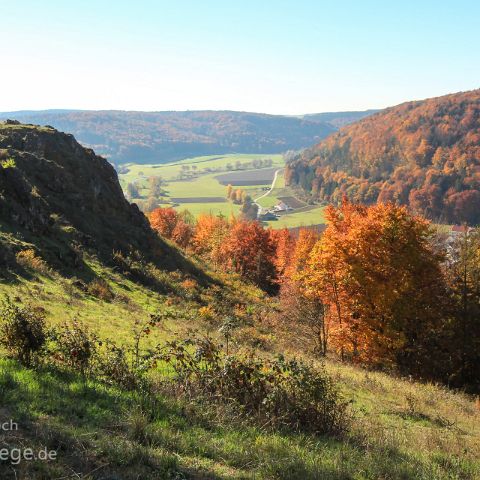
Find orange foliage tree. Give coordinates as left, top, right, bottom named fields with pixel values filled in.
left=279, top=228, right=328, bottom=355
left=191, top=213, right=230, bottom=265
left=220, top=220, right=278, bottom=291
left=271, top=228, right=296, bottom=278
left=149, top=207, right=193, bottom=249
left=302, top=199, right=447, bottom=374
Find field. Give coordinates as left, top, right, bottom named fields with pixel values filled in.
left=119, top=154, right=284, bottom=184
left=171, top=197, right=226, bottom=203
left=118, top=154, right=326, bottom=228
left=215, top=167, right=279, bottom=185
left=276, top=196, right=307, bottom=209
left=264, top=206, right=326, bottom=228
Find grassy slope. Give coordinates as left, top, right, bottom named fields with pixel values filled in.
left=2, top=356, right=478, bottom=480
left=0, top=263, right=478, bottom=479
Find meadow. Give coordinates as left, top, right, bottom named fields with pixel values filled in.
left=119, top=154, right=327, bottom=228
left=0, top=259, right=478, bottom=479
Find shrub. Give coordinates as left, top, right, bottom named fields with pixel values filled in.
left=159, top=335, right=348, bottom=435
left=112, top=250, right=177, bottom=294
left=52, top=320, right=99, bottom=375
left=198, top=304, right=215, bottom=322
left=0, top=300, right=47, bottom=367
left=0, top=157, right=16, bottom=169
left=96, top=340, right=140, bottom=390
left=87, top=278, right=115, bottom=301
left=15, top=249, right=50, bottom=275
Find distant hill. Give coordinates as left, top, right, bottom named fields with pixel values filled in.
left=302, top=109, right=380, bottom=128
left=0, top=110, right=336, bottom=165
left=286, top=89, right=480, bottom=225
left=0, top=121, right=194, bottom=274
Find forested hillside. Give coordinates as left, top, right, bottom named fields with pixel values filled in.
left=0, top=110, right=335, bottom=165
left=286, top=89, right=480, bottom=224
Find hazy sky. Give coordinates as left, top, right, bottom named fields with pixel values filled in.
left=1, top=0, right=479, bottom=114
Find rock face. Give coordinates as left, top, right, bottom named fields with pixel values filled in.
left=0, top=122, right=179, bottom=268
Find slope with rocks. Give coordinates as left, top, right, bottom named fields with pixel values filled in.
left=0, top=121, right=193, bottom=274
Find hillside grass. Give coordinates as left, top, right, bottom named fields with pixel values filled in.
left=0, top=258, right=478, bottom=479
left=0, top=329, right=477, bottom=479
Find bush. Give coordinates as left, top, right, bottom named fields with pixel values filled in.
left=87, top=278, right=115, bottom=301
left=159, top=335, right=348, bottom=435
left=96, top=340, right=140, bottom=390
left=0, top=300, right=47, bottom=367
left=15, top=249, right=50, bottom=275
left=51, top=320, right=99, bottom=375
left=0, top=157, right=16, bottom=169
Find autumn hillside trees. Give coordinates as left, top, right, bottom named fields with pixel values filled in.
left=303, top=201, right=449, bottom=377
left=286, top=89, right=480, bottom=224
left=446, top=229, right=480, bottom=391
left=149, top=208, right=194, bottom=249
left=150, top=208, right=278, bottom=291
left=220, top=220, right=277, bottom=291
left=149, top=202, right=479, bottom=390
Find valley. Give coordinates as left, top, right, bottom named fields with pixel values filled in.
left=0, top=114, right=479, bottom=480
left=119, top=153, right=327, bottom=228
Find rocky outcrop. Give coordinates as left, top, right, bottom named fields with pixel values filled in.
left=0, top=123, right=184, bottom=270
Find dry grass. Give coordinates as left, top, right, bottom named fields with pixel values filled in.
left=15, top=249, right=51, bottom=275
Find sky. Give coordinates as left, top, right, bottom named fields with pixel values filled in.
left=0, top=0, right=479, bottom=115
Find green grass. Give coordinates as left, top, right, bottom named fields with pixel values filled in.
left=174, top=201, right=241, bottom=218
left=165, top=173, right=231, bottom=197
left=264, top=206, right=326, bottom=228
left=255, top=171, right=285, bottom=208
left=0, top=343, right=477, bottom=479
left=0, top=269, right=173, bottom=348
left=0, top=256, right=478, bottom=478
left=119, top=154, right=284, bottom=185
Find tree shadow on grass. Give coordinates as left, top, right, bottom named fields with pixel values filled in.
left=0, top=360, right=449, bottom=480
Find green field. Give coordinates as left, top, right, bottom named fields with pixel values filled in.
left=174, top=201, right=241, bottom=218
left=119, top=154, right=326, bottom=228
left=119, top=154, right=284, bottom=184
left=264, top=206, right=326, bottom=228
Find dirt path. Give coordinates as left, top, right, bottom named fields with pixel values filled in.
left=253, top=168, right=283, bottom=219
left=254, top=168, right=283, bottom=204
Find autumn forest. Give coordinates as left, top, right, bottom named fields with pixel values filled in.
left=286, top=89, right=480, bottom=225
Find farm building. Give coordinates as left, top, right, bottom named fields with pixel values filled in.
left=273, top=201, right=292, bottom=212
